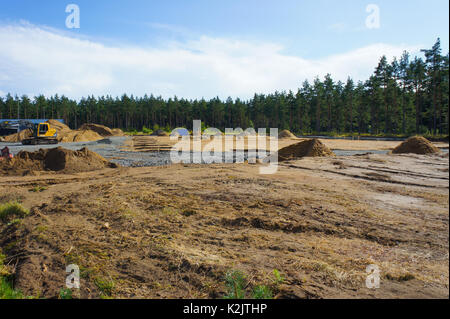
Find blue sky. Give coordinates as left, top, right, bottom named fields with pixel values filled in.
left=0, top=0, right=448, bottom=99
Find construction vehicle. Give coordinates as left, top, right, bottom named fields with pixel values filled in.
left=21, top=122, right=58, bottom=145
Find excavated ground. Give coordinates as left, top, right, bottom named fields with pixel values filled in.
left=0, top=151, right=448, bottom=299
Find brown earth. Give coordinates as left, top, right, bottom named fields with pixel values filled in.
left=111, top=128, right=125, bottom=136
left=277, top=139, right=335, bottom=161
left=279, top=130, right=297, bottom=139
left=0, top=147, right=118, bottom=176
left=3, top=129, right=33, bottom=143
left=0, top=151, right=447, bottom=299
left=392, top=136, right=441, bottom=155
left=78, top=123, right=114, bottom=137
left=58, top=130, right=103, bottom=143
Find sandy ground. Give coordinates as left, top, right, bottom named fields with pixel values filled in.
left=0, top=149, right=448, bottom=299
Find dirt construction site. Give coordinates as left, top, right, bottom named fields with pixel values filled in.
left=0, top=124, right=449, bottom=299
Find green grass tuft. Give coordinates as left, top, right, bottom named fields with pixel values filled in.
left=0, top=202, right=29, bottom=222
left=94, top=277, right=115, bottom=297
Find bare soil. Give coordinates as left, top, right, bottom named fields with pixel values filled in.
left=0, top=147, right=118, bottom=176
left=392, top=136, right=441, bottom=154
left=0, top=150, right=448, bottom=299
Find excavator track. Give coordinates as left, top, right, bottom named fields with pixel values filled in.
left=22, top=138, right=58, bottom=145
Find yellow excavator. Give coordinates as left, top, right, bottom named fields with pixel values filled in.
left=21, top=122, right=58, bottom=145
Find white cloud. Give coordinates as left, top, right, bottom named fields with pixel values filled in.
left=0, top=23, right=420, bottom=100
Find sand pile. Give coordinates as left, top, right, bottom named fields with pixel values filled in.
left=58, top=130, right=103, bottom=143
left=277, top=139, right=335, bottom=161
left=79, top=123, right=114, bottom=137
left=392, top=136, right=441, bottom=154
left=0, top=147, right=118, bottom=175
left=3, top=129, right=33, bottom=143
left=279, top=130, right=297, bottom=139
left=111, top=128, right=124, bottom=136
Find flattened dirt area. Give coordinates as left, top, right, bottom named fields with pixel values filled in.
left=0, top=152, right=448, bottom=299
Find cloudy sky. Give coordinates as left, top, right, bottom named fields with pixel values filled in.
left=0, top=0, right=448, bottom=100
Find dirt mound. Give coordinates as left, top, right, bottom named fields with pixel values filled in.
left=392, top=136, right=441, bottom=155
left=111, top=128, right=124, bottom=136
left=279, top=130, right=297, bottom=139
left=79, top=123, right=114, bottom=137
left=278, top=139, right=335, bottom=161
left=59, top=129, right=103, bottom=143
left=3, top=129, right=33, bottom=143
left=151, top=129, right=169, bottom=137
left=0, top=147, right=118, bottom=175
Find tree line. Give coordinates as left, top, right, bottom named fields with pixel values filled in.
left=1, top=39, right=448, bottom=136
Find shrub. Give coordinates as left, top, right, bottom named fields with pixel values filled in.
left=142, top=126, right=153, bottom=135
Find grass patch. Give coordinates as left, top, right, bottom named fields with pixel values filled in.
left=94, top=276, right=115, bottom=297
left=29, top=185, right=47, bottom=193
left=0, top=250, right=24, bottom=299
left=59, top=288, right=73, bottom=299
left=0, top=277, right=24, bottom=299
left=0, top=202, right=29, bottom=222
left=223, top=269, right=282, bottom=299
left=252, top=285, right=273, bottom=299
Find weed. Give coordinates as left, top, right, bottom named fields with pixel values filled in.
left=29, top=186, right=47, bottom=193
left=223, top=270, right=247, bottom=299
left=0, top=250, right=23, bottom=299
left=252, top=285, right=273, bottom=299
left=0, top=277, right=24, bottom=299
left=0, top=202, right=29, bottom=222
left=59, top=288, right=73, bottom=299
left=223, top=270, right=275, bottom=299
left=272, top=269, right=285, bottom=287
left=94, top=276, right=115, bottom=297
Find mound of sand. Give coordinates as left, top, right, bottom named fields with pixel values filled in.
left=58, top=130, right=103, bottom=143
left=152, top=129, right=169, bottom=137
left=279, top=130, right=297, bottom=139
left=79, top=123, right=114, bottom=137
left=0, top=147, right=118, bottom=175
left=3, top=129, right=33, bottom=143
left=392, top=136, right=441, bottom=155
left=111, top=128, right=124, bottom=136
left=277, top=139, right=335, bottom=161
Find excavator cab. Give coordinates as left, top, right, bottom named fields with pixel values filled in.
left=38, top=123, right=49, bottom=135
